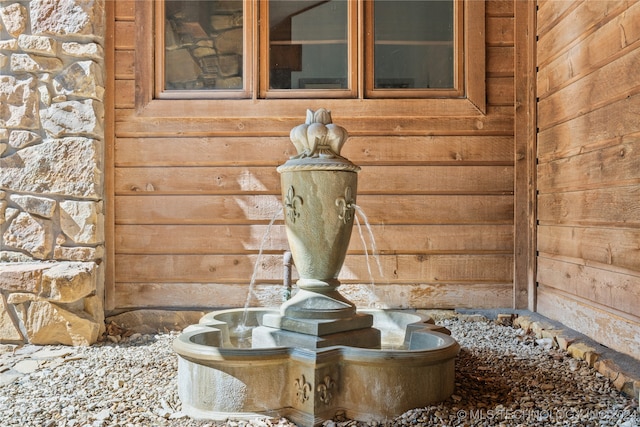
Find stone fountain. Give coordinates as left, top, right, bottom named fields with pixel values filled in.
left=173, top=109, right=459, bottom=426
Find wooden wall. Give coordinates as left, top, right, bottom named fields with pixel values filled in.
left=107, top=1, right=517, bottom=312
left=536, top=0, right=640, bottom=358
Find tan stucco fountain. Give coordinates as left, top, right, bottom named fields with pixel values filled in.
left=173, top=109, right=459, bottom=426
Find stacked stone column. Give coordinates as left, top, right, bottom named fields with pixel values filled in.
left=0, top=0, right=105, bottom=345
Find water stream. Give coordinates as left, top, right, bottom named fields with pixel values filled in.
left=236, top=207, right=283, bottom=338
left=354, top=205, right=385, bottom=307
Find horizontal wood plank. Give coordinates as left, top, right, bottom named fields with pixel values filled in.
left=343, top=283, right=514, bottom=309
left=537, top=0, right=628, bottom=68
left=538, top=48, right=640, bottom=129
left=537, top=255, right=640, bottom=316
left=115, top=224, right=287, bottom=255
left=114, top=79, right=135, bottom=109
left=114, top=224, right=514, bottom=255
left=537, top=185, right=640, bottom=227
left=115, top=194, right=283, bottom=225
left=115, top=135, right=515, bottom=167
left=114, top=0, right=135, bottom=21
left=115, top=194, right=515, bottom=225
left=349, top=136, right=515, bottom=164
left=115, top=137, right=292, bottom=167
left=537, top=94, right=640, bottom=161
left=114, top=254, right=514, bottom=283
left=115, top=165, right=514, bottom=196
left=486, top=0, right=514, bottom=17
left=536, top=288, right=640, bottom=359
left=538, top=225, right=640, bottom=272
left=537, top=0, right=640, bottom=100
left=487, top=46, right=514, bottom=77
left=113, top=282, right=514, bottom=310
left=326, top=224, right=512, bottom=254
left=113, top=282, right=285, bottom=309
left=114, top=20, right=135, bottom=50
left=115, top=110, right=514, bottom=137
left=115, top=166, right=280, bottom=195
left=115, top=50, right=135, bottom=79
left=360, top=164, right=512, bottom=195
left=537, top=138, right=640, bottom=193
left=536, top=0, right=579, bottom=40
left=123, top=99, right=491, bottom=120
left=350, top=195, right=514, bottom=225
left=487, top=77, right=514, bottom=106
left=487, top=17, right=514, bottom=46
left=117, top=104, right=514, bottom=133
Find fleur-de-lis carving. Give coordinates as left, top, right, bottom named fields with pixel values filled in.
left=284, top=186, right=303, bottom=223
left=294, top=374, right=312, bottom=404
left=317, top=375, right=336, bottom=404
left=336, top=186, right=355, bottom=224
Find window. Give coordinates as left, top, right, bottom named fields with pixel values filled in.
left=159, top=0, right=464, bottom=100
left=366, top=1, right=461, bottom=98
left=161, top=0, right=249, bottom=99
left=263, top=0, right=355, bottom=98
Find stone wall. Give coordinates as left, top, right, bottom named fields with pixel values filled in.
left=0, top=0, right=105, bottom=345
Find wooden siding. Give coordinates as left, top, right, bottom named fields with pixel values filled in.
left=536, top=0, right=640, bottom=359
left=108, top=0, right=517, bottom=311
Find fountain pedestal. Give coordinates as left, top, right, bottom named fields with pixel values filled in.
left=254, top=110, right=380, bottom=350
left=254, top=287, right=380, bottom=349
left=256, top=277, right=380, bottom=349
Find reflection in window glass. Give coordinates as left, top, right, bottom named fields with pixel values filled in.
left=374, top=0, right=454, bottom=89
left=269, top=0, right=348, bottom=90
left=165, top=0, right=243, bottom=90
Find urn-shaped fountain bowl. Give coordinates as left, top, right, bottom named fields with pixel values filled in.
left=173, top=109, right=460, bottom=427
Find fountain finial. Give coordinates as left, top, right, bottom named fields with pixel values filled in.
left=289, top=108, right=348, bottom=159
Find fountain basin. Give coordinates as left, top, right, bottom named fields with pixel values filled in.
left=173, top=308, right=459, bottom=426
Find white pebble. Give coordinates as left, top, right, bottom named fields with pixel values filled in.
left=0, top=322, right=636, bottom=427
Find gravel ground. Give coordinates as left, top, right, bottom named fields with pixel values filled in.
left=0, top=317, right=638, bottom=427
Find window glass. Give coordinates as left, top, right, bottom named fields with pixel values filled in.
left=373, top=0, right=454, bottom=89
left=269, top=0, right=348, bottom=90
left=164, top=0, right=243, bottom=90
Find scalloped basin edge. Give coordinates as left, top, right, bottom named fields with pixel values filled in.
left=173, top=308, right=460, bottom=427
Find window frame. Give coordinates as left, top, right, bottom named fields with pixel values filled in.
left=259, top=0, right=358, bottom=99
left=364, top=0, right=464, bottom=99
left=135, top=0, right=485, bottom=116
left=155, top=0, right=256, bottom=100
